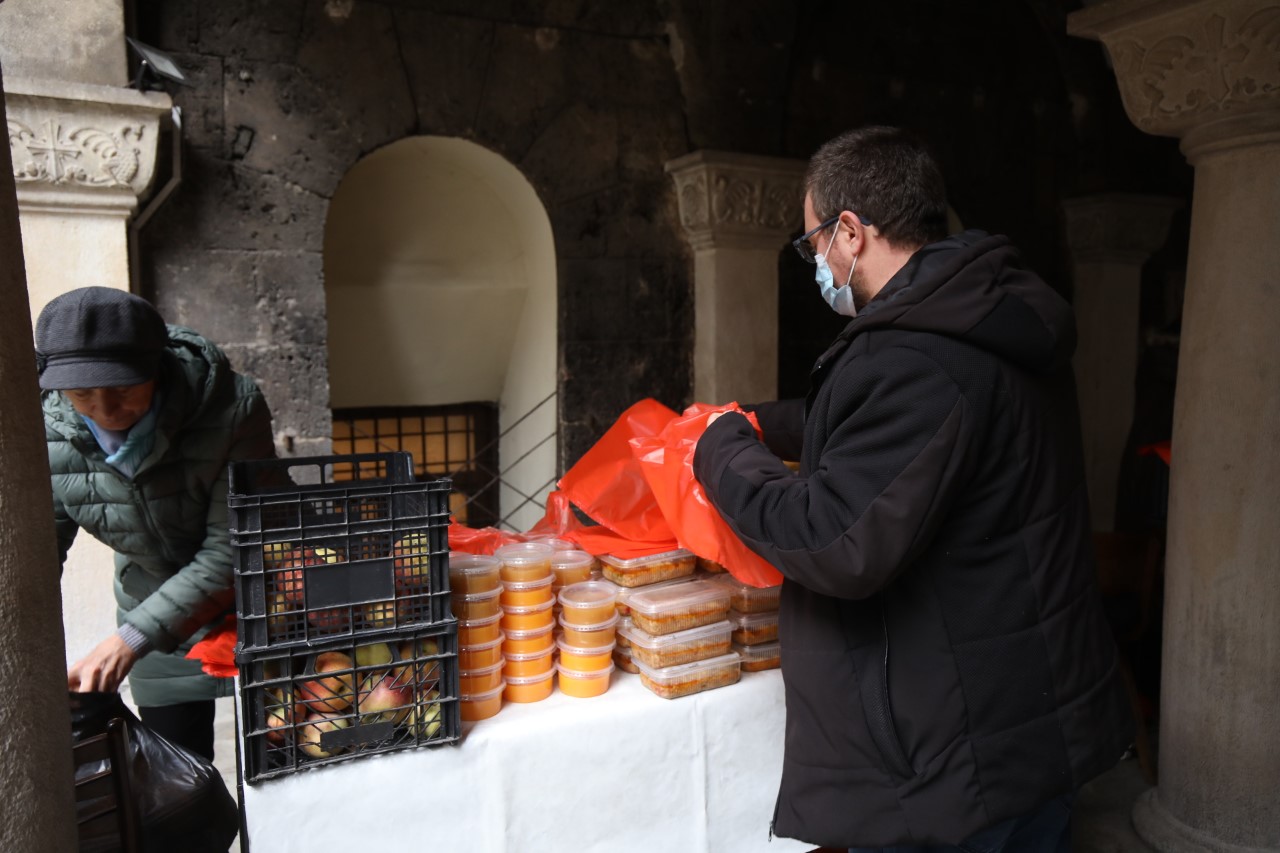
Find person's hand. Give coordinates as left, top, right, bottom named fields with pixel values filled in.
left=68, top=634, right=140, bottom=693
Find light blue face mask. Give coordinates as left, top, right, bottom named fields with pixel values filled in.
left=814, top=223, right=858, bottom=317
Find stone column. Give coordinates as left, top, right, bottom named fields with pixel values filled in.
left=666, top=151, right=806, bottom=405
left=0, top=63, right=79, bottom=853
left=1070, top=2, right=1280, bottom=851
left=1063, top=194, right=1179, bottom=532
left=1, top=0, right=171, bottom=668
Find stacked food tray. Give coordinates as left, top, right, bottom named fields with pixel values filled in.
left=228, top=452, right=460, bottom=782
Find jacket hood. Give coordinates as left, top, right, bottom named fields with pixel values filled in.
left=43, top=325, right=230, bottom=444
left=841, top=230, right=1076, bottom=373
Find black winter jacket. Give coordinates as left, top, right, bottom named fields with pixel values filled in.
left=694, top=231, right=1132, bottom=848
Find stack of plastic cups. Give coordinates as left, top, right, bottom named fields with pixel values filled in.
left=555, top=580, right=620, bottom=698
left=496, top=542, right=557, bottom=703
left=550, top=550, right=596, bottom=640
left=450, top=554, right=505, bottom=721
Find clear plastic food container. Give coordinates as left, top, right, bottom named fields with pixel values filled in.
left=614, top=615, right=634, bottom=648
left=523, top=534, right=577, bottom=552
left=556, top=662, right=614, bottom=698
left=449, top=553, right=502, bottom=594
left=550, top=550, right=596, bottom=588
left=634, top=652, right=742, bottom=700
left=459, top=660, right=505, bottom=694
left=458, top=632, right=505, bottom=669
left=619, top=620, right=733, bottom=669
left=504, top=668, right=555, bottom=703
left=614, top=576, right=694, bottom=616
left=503, top=622, right=554, bottom=655
left=499, top=574, right=555, bottom=608
left=558, top=611, right=619, bottom=647
left=555, top=638, right=616, bottom=672
left=696, top=556, right=727, bottom=573
left=728, top=609, right=779, bottom=645
left=503, top=646, right=554, bottom=678
left=626, top=579, right=731, bottom=635
left=599, top=549, right=696, bottom=588
left=557, top=580, right=620, bottom=626
left=454, top=586, right=502, bottom=620
left=734, top=640, right=781, bottom=672
left=612, top=644, right=640, bottom=674
left=711, top=574, right=782, bottom=613
left=461, top=682, right=504, bottom=721
left=458, top=612, right=503, bottom=644
left=500, top=598, right=555, bottom=632
left=495, top=542, right=554, bottom=582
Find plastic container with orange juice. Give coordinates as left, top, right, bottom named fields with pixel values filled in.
left=500, top=574, right=554, bottom=608
left=556, top=662, right=614, bottom=698
left=523, top=534, right=577, bottom=551
left=504, top=622, right=554, bottom=655
left=501, top=598, right=555, bottom=632
left=558, top=611, right=619, bottom=647
left=449, top=553, right=502, bottom=594
left=458, top=612, right=502, bottom=644
left=460, top=660, right=505, bottom=694
left=503, top=646, right=554, bottom=678
left=558, top=580, right=619, bottom=626
left=550, top=550, right=596, bottom=589
left=495, top=542, right=553, bottom=582
left=504, top=669, right=554, bottom=703
left=458, top=632, right=505, bottom=670
left=454, top=586, right=501, bottom=620
left=556, top=638, right=615, bottom=671
left=461, top=682, right=504, bottom=721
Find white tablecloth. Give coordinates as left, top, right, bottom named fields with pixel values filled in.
left=240, top=667, right=811, bottom=853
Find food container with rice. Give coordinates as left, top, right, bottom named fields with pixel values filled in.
left=599, top=549, right=695, bottom=588
left=626, top=580, right=731, bottom=635
left=635, top=652, right=741, bottom=700
left=619, top=620, right=732, bottom=669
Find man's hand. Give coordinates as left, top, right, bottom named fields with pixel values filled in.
left=68, top=634, right=140, bottom=693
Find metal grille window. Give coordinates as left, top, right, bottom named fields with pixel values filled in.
left=331, top=404, right=499, bottom=527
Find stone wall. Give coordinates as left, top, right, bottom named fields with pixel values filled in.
left=131, top=0, right=1191, bottom=471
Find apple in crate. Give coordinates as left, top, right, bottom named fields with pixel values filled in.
left=393, top=533, right=432, bottom=592
left=267, top=545, right=342, bottom=607
left=297, top=712, right=349, bottom=759
left=355, top=642, right=392, bottom=669
left=409, top=691, right=443, bottom=738
left=393, top=639, right=440, bottom=690
left=264, top=688, right=297, bottom=746
left=357, top=670, right=413, bottom=726
left=361, top=599, right=397, bottom=629
left=296, top=651, right=354, bottom=713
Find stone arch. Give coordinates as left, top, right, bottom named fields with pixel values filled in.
left=323, top=136, right=557, bottom=531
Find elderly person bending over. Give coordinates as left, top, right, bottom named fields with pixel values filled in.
left=37, top=286, right=275, bottom=760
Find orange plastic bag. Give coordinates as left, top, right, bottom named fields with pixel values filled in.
left=186, top=618, right=237, bottom=679
left=448, top=521, right=523, bottom=555
left=557, top=399, right=679, bottom=543
left=630, top=402, right=784, bottom=588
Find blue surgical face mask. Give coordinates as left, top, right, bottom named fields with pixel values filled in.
left=814, top=224, right=858, bottom=317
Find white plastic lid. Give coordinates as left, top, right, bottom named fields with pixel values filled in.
left=459, top=586, right=501, bottom=602
left=551, top=549, right=595, bottom=569
left=494, top=542, right=554, bottom=566
left=556, top=611, right=620, bottom=633
left=502, top=574, right=553, bottom=591
left=625, top=579, right=729, bottom=617
left=504, top=668, right=555, bottom=686
left=503, top=622, right=553, bottom=641
left=555, top=637, right=617, bottom=657
left=449, top=553, right=501, bottom=574
left=501, top=598, right=554, bottom=615
left=599, top=548, right=693, bottom=570
left=555, top=661, right=615, bottom=680
left=504, top=645, right=554, bottom=662
left=618, top=619, right=732, bottom=651
left=558, top=580, right=619, bottom=611
left=459, top=612, right=502, bottom=629
left=615, top=576, right=694, bottom=607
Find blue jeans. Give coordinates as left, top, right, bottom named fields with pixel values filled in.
left=849, top=793, right=1073, bottom=853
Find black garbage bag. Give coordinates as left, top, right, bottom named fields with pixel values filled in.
left=70, top=691, right=238, bottom=853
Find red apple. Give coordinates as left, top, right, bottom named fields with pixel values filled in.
left=357, top=670, right=413, bottom=725
left=296, top=651, right=354, bottom=713
left=297, top=712, right=349, bottom=759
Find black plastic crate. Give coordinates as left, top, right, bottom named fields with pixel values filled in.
left=238, top=621, right=461, bottom=783
left=229, top=453, right=453, bottom=653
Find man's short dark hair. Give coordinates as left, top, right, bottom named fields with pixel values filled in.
left=805, top=126, right=948, bottom=250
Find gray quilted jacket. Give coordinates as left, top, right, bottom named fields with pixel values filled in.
left=46, top=326, right=275, bottom=706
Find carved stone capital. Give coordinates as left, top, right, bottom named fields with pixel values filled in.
left=1070, top=0, right=1280, bottom=158
left=665, top=150, right=807, bottom=250
left=1062, top=193, right=1182, bottom=263
left=5, top=76, right=171, bottom=217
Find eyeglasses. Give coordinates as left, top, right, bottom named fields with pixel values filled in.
left=791, top=213, right=873, bottom=263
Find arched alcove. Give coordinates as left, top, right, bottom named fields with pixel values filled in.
left=324, top=136, right=557, bottom=532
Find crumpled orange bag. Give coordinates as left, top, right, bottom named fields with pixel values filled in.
left=186, top=617, right=238, bottom=678
left=557, top=399, right=680, bottom=551
left=630, top=402, right=784, bottom=588
left=448, top=521, right=523, bottom=555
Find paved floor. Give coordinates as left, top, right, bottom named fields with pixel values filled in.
left=216, top=698, right=1153, bottom=853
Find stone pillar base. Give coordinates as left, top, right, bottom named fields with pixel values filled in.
left=1134, top=790, right=1275, bottom=853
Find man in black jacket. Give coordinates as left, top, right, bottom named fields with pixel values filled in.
left=693, top=126, right=1132, bottom=851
